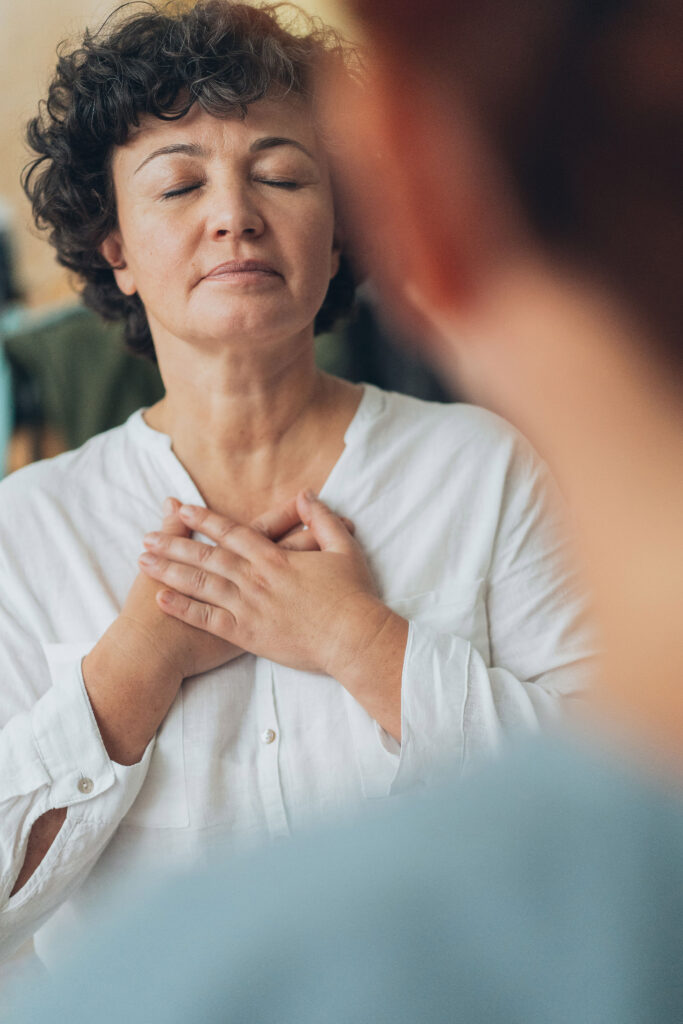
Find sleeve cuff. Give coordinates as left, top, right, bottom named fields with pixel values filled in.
left=388, top=621, right=470, bottom=794
left=31, top=644, right=154, bottom=816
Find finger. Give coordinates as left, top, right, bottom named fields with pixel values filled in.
left=251, top=496, right=303, bottom=541
left=161, top=497, right=192, bottom=538
left=277, top=525, right=320, bottom=552
left=156, top=589, right=236, bottom=641
left=143, top=532, right=247, bottom=579
left=177, top=504, right=276, bottom=560
left=254, top=498, right=355, bottom=545
left=138, top=552, right=239, bottom=608
left=295, top=490, right=356, bottom=553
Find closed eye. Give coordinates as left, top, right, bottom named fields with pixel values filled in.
left=161, top=183, right=202, bottom=199
left=255, top=178, right=299, bottom=190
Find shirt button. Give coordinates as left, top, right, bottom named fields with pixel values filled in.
left=261, top=728, right=276, bottom=745
left=77, top=777, right=94, bottom=794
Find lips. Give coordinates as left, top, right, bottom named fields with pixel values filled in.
left=203, top=259, right=281, bottom=279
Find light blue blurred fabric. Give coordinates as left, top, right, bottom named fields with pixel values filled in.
left=9, top=733, right=683, bottom=1023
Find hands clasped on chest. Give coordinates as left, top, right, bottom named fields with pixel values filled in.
left=83, top=488, right=407, bottom=769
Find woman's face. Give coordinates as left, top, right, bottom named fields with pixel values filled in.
left=102, top=96, right=340, bottom=356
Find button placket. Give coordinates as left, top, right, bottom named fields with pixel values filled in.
left=254, top=658, right=289, bottom=840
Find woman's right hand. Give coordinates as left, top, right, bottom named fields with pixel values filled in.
left=113, top=495, right=331, bottom=680
left=83, top=496, right=339, bottom=765
left=115, top=499, right=240, bottom=682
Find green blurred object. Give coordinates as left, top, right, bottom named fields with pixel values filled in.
left=1, top=305, right=164, bottom=451
left=314, top=327, right=354, bottom=380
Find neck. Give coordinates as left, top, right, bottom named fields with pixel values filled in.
left=144, top=328, right=360, bottom=519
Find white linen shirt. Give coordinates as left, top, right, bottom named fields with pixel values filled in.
left=0, top=385, right=594, bottom=969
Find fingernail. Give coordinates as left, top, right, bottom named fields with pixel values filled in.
left=178, top=504, right=195, bottom=518
left=138, top=552, right=156, bottom=566
left=163, top=497, right=177, bottom=516
left=304, top=489, right=317, bottom=502
left=143, top=532, right=160, bottom=547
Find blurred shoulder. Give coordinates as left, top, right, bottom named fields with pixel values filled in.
left=374, top=385, right=536, bottom=461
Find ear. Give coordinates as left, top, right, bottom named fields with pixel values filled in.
left=99, top=231, right=137, bottom=296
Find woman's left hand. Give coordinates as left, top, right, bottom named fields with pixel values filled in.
left=137, top=490, right=395, bottom=680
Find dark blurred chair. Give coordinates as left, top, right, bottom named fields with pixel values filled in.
left=316, top=295, right=454, bottom=403
left=1, top=305, right=164, bottom=466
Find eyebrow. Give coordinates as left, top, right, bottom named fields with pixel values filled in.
left=249, top=136, right=316, bottom=161
left=134, top=143, right=206, bottom=175
left=133, top=135, right=316, bottom=176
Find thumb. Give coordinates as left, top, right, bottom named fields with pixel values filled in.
left=296, top=490, right=353, bottom=553
left=161, top=496, right=192, bottom=538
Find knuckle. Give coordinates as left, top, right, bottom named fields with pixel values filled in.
left=217, top=520, right=239, bottom=545
left=217, top=607, right=236, bottom=635
left=191, top=567, right=208, bottom=592
left=245, top=565, right=270, bottom=591
left=197, top=543, right=215, bottom=565
left=218, top=577, right=237, bottom=604
left=266, top=545, right=288, bottom=568
left=154, top=557, right=171, bottom=577
left=199, top=602, right=214, bottom=629
left=215, top=549, right=235, bottom=576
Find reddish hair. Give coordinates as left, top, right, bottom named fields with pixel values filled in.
left=351, top=0, right=683, bottom=366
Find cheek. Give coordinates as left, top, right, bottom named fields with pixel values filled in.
left=128, top=223, right=194, bottom=292
left=295, top=208, right=338, bottom=280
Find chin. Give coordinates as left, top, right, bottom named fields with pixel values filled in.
left=184, top=315, right=316, bottom=353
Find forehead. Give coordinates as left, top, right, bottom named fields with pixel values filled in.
left=116, top=95, right=320, bottom=166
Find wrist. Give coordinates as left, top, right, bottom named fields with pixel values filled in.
left=325, top=596, right=409, bottom=692
left=107, top=611, right=188, bottom=688
left=83, top=618, right=183, bottom=766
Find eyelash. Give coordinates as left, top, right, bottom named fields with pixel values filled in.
left=256, top=178, right=299, bottom=190
left=161, top=178, right=299, bottom=200
left=161, top=184, right=201, bottom=199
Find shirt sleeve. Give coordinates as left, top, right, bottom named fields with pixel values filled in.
left=0, top=628, right=154, bottom=963
left=376, top=438, right=596, bottom=796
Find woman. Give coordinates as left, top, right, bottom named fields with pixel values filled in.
left=0, top=1, right=593, bottom=972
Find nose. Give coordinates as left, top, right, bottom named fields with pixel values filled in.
left=207, top=180, right=264, bottom=239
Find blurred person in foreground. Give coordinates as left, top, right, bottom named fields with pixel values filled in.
left=0, top=0, right=593, bottom=981
left=7, top=0, right=683, bottom=1021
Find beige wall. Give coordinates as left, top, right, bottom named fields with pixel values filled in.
left=0, top=0, right=354, bottom=308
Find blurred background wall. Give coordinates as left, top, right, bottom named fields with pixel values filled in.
left=0, top=0, right=352, bottom=309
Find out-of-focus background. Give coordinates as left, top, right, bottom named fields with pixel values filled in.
left=0, top=0, right=447, bottom=478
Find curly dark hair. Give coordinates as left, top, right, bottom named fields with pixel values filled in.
left=23, top=1, right=358, bottom=362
